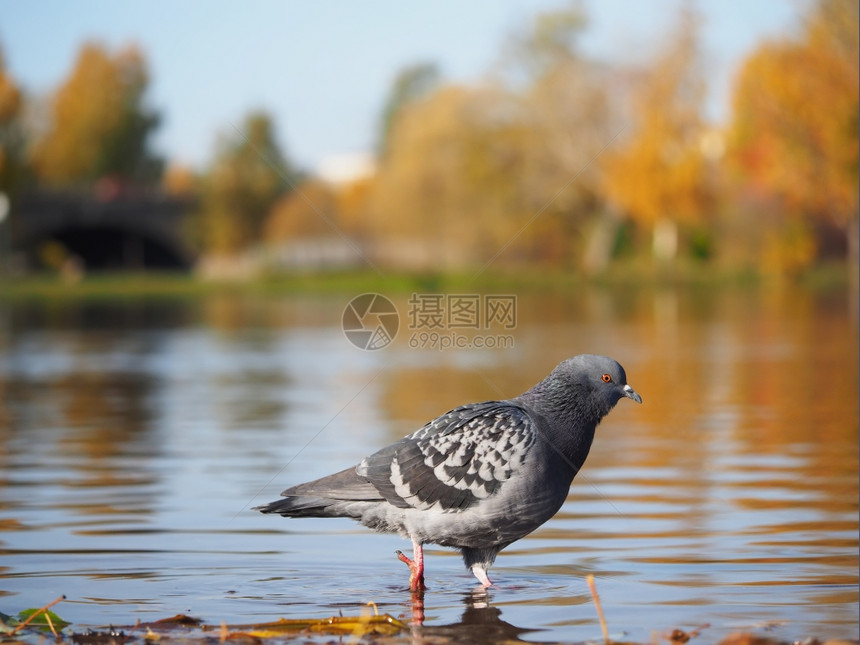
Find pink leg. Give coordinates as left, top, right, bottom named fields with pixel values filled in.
left=395, top=538, right=425, bottom=591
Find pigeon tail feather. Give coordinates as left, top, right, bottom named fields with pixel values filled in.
left=253, top=466, right=382, bottom=517
left=255, top=495, right=342, bottom=518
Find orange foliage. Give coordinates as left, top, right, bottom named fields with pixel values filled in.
left=335, top=175, right=375, bottom=238
left=162, top=163, right=197, bottom=197
left=726, top=0, right=858, bottom=272
left=601, top=7, right=714, bottom=261
left=9, top=2, right=856, bottom=278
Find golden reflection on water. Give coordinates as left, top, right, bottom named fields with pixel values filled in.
left=0, top=285, right=856, bottom=638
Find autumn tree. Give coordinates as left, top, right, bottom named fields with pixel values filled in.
left=199, top=111, right=294, bottom=255
left=0, top=46, right=24, bottom=193
left=504, top=3, right=618, bottom=270
left=501, top=2, right=588, bottom=81
left=264, top=179, right=337, bottom=242
left=726, top=0, right=859, bottom=276
left=372, top=4, right=615, bottom=271
left=33, top=42, right=162, bottom=187
left=601, top=5, right=714, bottom=264
left=335, top=174, right=375, bottom=240
left=371, top=83, right=532, bottom=269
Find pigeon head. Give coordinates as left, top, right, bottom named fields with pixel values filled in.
left=519, top=354, right=642, bottom=424
left=561, top=354, right=642, bottom=406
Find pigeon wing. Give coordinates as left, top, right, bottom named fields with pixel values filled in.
left=356, top=402, right=537, bottom=512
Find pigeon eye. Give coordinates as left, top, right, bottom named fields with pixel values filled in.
left=601, top=374, right=612, bottom=383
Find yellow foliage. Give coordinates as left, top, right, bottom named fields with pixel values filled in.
left=33, top=42, right=157, bottom=186
left=727, top=0, right=859, bottom=262
left=336, top=175, right=375, bottom=237
left=372, top=60, right=611, bottom=271
left=223, top=614, right=406, bottom=637
left=16, top=2, right=853, bottom=277
left=372, top=84, right=528, bottom=269
left=602, top=7, right=713, bottom=238
left=761, top=219, right=818, bottom=278
left=162, top=163, right=197, bottom=196
left=264, top=179, right=337, bottom=242
left=199, top=111, right=290, bottom=254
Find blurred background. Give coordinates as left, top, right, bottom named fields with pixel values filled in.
left=0, top=0, right=856, bottom=281
left=0, top=1, right=857, bottom=642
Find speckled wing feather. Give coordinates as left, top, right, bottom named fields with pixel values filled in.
left=356, top=402, right=537, bottom=512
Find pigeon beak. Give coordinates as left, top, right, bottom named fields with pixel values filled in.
left=622, top=384, right=643, bottom=404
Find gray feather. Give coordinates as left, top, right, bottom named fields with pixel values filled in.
left=257, top=354, right=642, bottom=582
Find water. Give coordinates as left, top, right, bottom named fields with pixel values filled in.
left=0, top=286, right=857, bottom=643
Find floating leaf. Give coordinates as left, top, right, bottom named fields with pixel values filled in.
left=214, top=614, right=408, bottom=638
left=16, top=608, right=71, bottom=631
left=151, top=614, right=202, bottom=626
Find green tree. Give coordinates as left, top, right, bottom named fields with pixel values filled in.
left=501, top=1, right=587, bottom=81
left=377, top=62, right=440, bottom=157
left=199, top=111, right=294, bottom=255
left=33, top=42, right=162, bottom=187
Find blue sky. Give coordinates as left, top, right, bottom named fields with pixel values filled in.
left=2, top=1, right=802, bottom=173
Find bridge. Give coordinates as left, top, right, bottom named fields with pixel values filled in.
left=9, top=190, right=196, bottom=272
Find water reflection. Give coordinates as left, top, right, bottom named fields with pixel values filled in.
left=0, top=286, right=856, bottom=642
left=406, top=589, right=538, bottom=643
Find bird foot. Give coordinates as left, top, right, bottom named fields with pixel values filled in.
left=395, top=549, right=425, bottom=592
left=471, top=565, right=493, bottom=588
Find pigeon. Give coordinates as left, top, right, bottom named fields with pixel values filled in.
left=256, top=354, right=642, bottom=590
